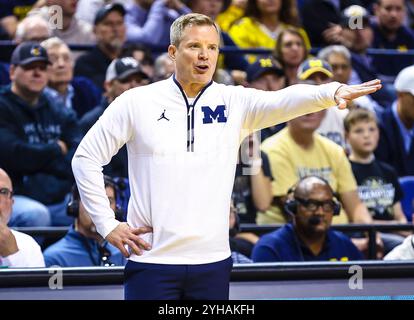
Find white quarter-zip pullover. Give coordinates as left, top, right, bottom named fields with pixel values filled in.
left=72, top=76, right=342, bottom=264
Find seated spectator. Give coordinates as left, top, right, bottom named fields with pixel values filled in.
left=384, top=235, right=414, bottom=259
left=258, top=101, right=373, bottom=226
left=43, top=176, right=125, bottom=267
left=318, top=45, right=383, bottom=112
left=273, top=27, right=309, bottom=85
left=228, top=0, right=310, bottom=63
left=14, top=14, right=52, bottom=43
left=345, top=108, right=408, bottom=253
left=229, top=201, right=253, bottom=263
left=246, top=57, right=287, bottom=140
left=252, top=176, right=363, bottom=262
left=125, top=0, right=191, bottom=48
left=121, top=43, right=155, bottom=80
left=31, top=0, right=96, bottom=57
left=300, top=0, right=362, bottom=47
left=79, top=57, right=150, bottom=178
left=0, top=42, right=82, bottom=226
left=74, top=3, right=126, bottom=89
left=0, top=14, right=52, bottom=87
left=372, top=0, right=414, bottom=83
left=41, top=37, right=101, bottom=119
left=216, top=0, right=247, bottom=32
left=297, top=58, right=349, bottom=148
left=375, top=65, right=414, bottom=176
left=0, top=168, right=45, bottom=267
left=339, top=4, right=396, bottom=108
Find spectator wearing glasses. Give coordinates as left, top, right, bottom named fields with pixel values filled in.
left=252, top=176, right=363, bottom=262
left=0, top=168, right=45, bottom=268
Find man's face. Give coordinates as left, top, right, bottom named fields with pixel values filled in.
left=375, top=0, right=405, bottom=32
left=0, top=171, right=14, bottom=225
left=398, top=92, right=414, bottom=122
left=190, top=0, right=224, bottom=20
left=94, top=11, right=126, bottom=50
left=295, top=185, right=335, bottom=236
left=289, top=110, right=326, bottom=132
left=169, top=24, right=219, bottom=89
left=106, top=73, right=150, bottom=100
left=280, top=32, right=306, bottom=67
left=10, top=61, right=49, bottom=95
left=327, top=53, right=352, bottom=84
left=78, top=186, right=116, bottom=237
left=346, top=120, right=379, bottom=156
left=47, top=45, right=74, bottom=84
left=22, top=24, right=50, bottom=42
left=342, top=26, right=373, bottom=53
left=250, top=72, right=286, bottom=91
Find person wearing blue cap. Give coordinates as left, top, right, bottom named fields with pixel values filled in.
left=0, top=42, right=82, bottom=227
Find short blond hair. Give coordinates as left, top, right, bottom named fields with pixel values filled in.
left=170, top=13, right=219, bottom=47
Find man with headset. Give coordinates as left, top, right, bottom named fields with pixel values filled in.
left=252, top=176, right=363, bottom=262
left=43, top=176, right=125, bottom=267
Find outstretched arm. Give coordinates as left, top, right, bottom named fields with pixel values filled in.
left=238, top=79, right=382, bottom=133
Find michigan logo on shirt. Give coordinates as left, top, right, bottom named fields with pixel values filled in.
left=201, top=105, right=227, bottom=124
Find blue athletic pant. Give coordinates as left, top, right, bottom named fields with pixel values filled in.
left=124, top=256, right=233, bottom=300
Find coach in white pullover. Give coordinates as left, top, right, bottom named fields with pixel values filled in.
left=72, top=13, right=382, bottom=300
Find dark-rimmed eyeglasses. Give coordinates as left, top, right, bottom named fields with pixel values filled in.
left=295, top=197, right=335, bottom=213
left=0, top=188, right=13, bottom=198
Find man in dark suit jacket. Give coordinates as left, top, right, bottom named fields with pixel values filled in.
left=375, top=65, right=414, bottom=176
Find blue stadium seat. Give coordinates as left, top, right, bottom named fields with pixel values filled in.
left=399, top=176, right=414, bottom=222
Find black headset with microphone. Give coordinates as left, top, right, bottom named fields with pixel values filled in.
left=284, top=176, right=341, bottom=216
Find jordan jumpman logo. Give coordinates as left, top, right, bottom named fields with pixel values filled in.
left=157, top=109, right=170, bottom=121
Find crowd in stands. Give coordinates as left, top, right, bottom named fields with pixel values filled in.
left=0, top=0, right=414, bottom=268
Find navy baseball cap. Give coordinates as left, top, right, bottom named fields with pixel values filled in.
left=94, top=3, right=126, bottom=25
left=246, top=57, right=284, bottom=83
left=297, top=58, right=333, bottom=80
left=11, top=42, right=50, bottom=66
left=106, top=57, right=149, bottom=82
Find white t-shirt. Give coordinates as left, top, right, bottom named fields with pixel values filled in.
left=72, top=76, right=341, bottom=264
left=0, top=230, right=45, bottom=268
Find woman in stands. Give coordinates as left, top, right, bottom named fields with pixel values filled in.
left=228, top=0, right=310, bottom=63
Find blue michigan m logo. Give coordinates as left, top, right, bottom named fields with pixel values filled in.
left=201, top=105, right=227, bottom=124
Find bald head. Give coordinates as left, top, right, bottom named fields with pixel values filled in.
left=294, top=176, right=333, bottom=199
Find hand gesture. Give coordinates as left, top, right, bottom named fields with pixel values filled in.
left=106, top=222, right=153, bottom=258
left=334, top=79, right=382, bottom=109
